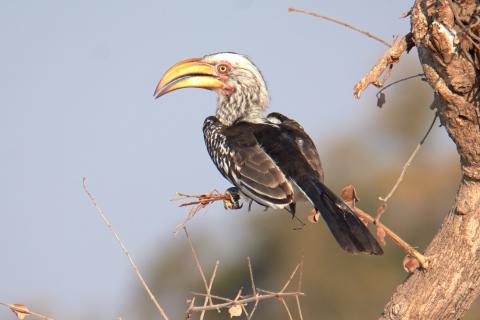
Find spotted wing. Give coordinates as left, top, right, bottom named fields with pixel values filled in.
left=267, top=112, right=324, bottom=181
left=203, top=116, right=294, bottom=209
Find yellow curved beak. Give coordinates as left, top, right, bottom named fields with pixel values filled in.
left=154, top=58, right=224, bottom=98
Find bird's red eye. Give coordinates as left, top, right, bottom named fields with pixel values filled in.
left=217, top=64, right=230, bottom=74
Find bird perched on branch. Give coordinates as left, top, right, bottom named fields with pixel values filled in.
left=154, top=52, right=382, bottom=255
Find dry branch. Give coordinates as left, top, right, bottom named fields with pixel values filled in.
left=183, top=228, right=304, bottom=319
left=341, top=186, right=428, bottom=269
left=82, top=178, right=170, bottom=320
left=177, top=187, right=427, bottom=270
left=379, top=112, right=438, bottom=204
left=172, top=191, right=232, bottom=235
left=375, top=73, right=424, bottom=107
left=354, top=35, right=410, bottom=98
left=0, top=301, right=53, bottom=320
left=288, top=7, right=391, bottom=47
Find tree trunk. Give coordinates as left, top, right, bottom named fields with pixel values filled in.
left=380, top=1, right=480, bottom=319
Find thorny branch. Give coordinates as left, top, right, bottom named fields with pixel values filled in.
left=82, top=178, right=170, bottom=320
left=183, top=228, right=304, bottom=319
left=0, top=301, right=53, bottom=320
left=288, top=7, right=391, bottom=47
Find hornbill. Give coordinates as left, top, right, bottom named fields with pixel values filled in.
left=154, top=52, right=383, bottom=255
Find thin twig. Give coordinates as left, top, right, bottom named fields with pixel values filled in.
left=376, top=73, right=425, bottom=99
left=82, top=178, right=169, bottom=320
left=280, top=263, right=300, bottom=293
left=379, top=113, right=438, bottom=204
left=172, top=191, right=233, bottom=235
left=185, top=297, right=196, bottom=320
left=241, top=304, right=251, bottom=318
left=0, top=301, right=53, bottom=320
left=357, top=206, right=427, bottom=268
left=288, top=7, right=391, bottom=47
left=191, top=292, right=233, bottom=303
left=279, top=298, right=294, bottom=320
left=199, top=260, right=220, bottom=320
left=247, top=257, right=257, bottom=295
left=186, top=258, right=305, bottom=317
left=183, top=227, right=211, bottom=307
left=295, top=256, right=304, bottom=320
left=247, top=257, right=259, bottom=320
left=187, top=291, right=304, bottom=313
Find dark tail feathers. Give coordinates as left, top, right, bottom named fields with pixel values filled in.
left=296, top=176, right=383, bottom=255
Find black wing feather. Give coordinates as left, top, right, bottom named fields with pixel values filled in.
left=203, top=115, right=382, bottom=255
left=247, top=117, right=383, bottom=255
left=203, top=117, right=294, bottom=208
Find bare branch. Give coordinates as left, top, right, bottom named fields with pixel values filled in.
left=82, top=178, right=170, bottom=320
left=172, top=191, right=230, bottom=235
left=199, top=260, right=220, bottom=320
left=379, top=113, right=438, bottom=204
left=376, top=74, right=424, bottom=100
left=280, top=263, right=300, bottom=293
left=183, top=227, right=211, bottom=305
left=288, top=7, right=391, bottom=47
left=341, top=186, right=428, bottom=269
left=185, top=254, right=305, bottom=318
left=188, top=291, right=304, bottom=313
left=246, top=257, right=260, bottom=320
left=279, top=298, right=294, bottom=320
left=295, top=256, right=305, bottom=320
left=0, top=301, right=53, bottom=320
left=172, top=191, right=234, bottom=234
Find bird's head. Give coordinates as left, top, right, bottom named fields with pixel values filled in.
left=154, top=52, right=269, bottom=125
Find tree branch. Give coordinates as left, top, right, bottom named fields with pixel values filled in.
left=354, top=35, right=410, bottom=98
left=379, top=112, right=438, bottom=204
left=288, top=7, right=391, bottom=47
left=182, top=235, right=305, bottom=319
left=0, top=301, right=53, bottom=320
left=341, top=186, right=428, bottom=269
left=82, top=178, right=170, bottom=320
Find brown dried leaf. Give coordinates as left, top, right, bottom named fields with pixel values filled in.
left=376, top=226, right=387, bottom=247
left=377, top=92, right=386, bottom=108
left=307, top=208, right=320, bottom=224
left=340, top=185, right=359, bottom=203
left=403, top=255, right=421, bottom=273
left=10, top=304, right=31, bottom=320
left=228, top=305, right=242, bottom=318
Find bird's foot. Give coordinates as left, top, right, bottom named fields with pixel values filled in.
left=224, top=187, right=243, bottom=210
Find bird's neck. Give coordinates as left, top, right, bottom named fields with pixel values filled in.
left=215, top=84, right=269, bottom=126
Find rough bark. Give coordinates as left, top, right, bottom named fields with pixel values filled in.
left=380, top=1, right=480, bottom=319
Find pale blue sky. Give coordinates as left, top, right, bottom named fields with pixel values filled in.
left=1, top=1, right=436, bottom=319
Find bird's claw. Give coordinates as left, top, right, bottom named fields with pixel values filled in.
left=224, top=187, right=243, bottom=210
